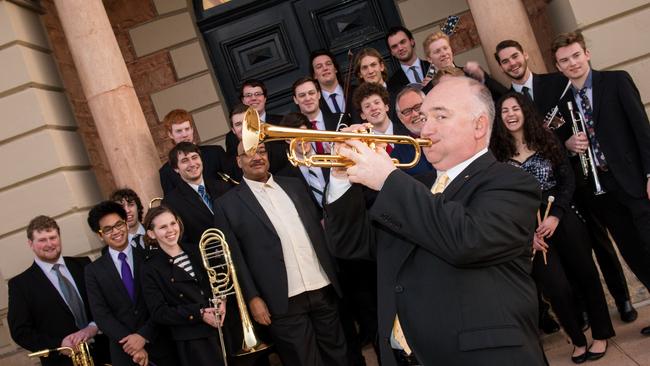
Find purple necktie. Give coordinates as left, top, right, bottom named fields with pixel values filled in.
left=118, top=252, right=135, bottom=301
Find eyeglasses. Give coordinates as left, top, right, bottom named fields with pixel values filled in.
left=243, top=92, right=264, bottom=98
left=400, top=103, right=422, bottom=117
left=99, top=220, right=127, bottom=235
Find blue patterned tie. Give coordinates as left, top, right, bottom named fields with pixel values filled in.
left=577, top=89, right=607, bottom=168
left=118, top=252, right=135, bottom=302
left=197, top=184, right=213, bottom=212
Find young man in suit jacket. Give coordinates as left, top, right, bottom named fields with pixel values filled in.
left=159, top=109, right=232, bottom=195
left=85, top=201, right=178, bottom=366
left=162, top=142, right=232, bottom=247
left=325, top=77, right=545, bottom=366
left=386, top=26, right=432, bottom=97
left=213, top=141, right=349, bottom=366
left=8, top=216, right=110, bottom=366
left=552, top=31, right=650, bottom=337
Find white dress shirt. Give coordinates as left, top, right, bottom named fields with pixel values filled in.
left=321, top=84, right=346, bottom=114
left=511, top=73, right=534, bottom=100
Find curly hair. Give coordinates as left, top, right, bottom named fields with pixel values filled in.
left=490, top=92, right=564, bottom=167
left=110, top=188, right=143, bottom=223
left=87, top=201, right=127, bottom=233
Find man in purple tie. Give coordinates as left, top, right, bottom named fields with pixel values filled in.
left=85, top=201, right=178, bottom=366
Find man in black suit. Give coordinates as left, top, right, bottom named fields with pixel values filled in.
left=213, top=142, right=348, bottom=366
left=159, top=109, right=232, bottom=194
left=85, top=201, right=178, bottom=366
left=325, top=76, right=545, bottom=366
left=386, top=26, right=432, bottom=96
left=293, top=76, right=340, bottom=133
left=552, top=32, right=650, bottom=336
left=423, top=31, right=508, bottom=101
left=495, top=39, right=638, bottom=325
left=309, top=49, right=359, bottom=126
left=161, top=142, right=231, bottom=247
left=8, top=216, right=110, bottom=366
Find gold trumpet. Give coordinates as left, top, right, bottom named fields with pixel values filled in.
left=199, top=228, right=270, bottom=364
left=242, top=108, right=431, bottom=168
left=28, top=341, right=94, bottom=366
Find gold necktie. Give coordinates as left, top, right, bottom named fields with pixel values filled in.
left=431, top=173, right=449, bottom=194
left=393, top=315, right=412, bottom=355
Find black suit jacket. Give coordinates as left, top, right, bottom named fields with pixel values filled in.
left=213, top=176, right=341, bottom=315
left=324, top=152, right=544, bottom=366
left=387, top=59, right=432, bottom=97
left=141, top=246, right=216, bottom=341
left=556, top=70, right=650, bottom=198
left=162, top=177, right=231, bottom=247
left=389, top=123, right=433, bottom=176
left=509, top=72, right=569, bottom=117
left=319, top=85, right=363, bottom=128
left=159, top=145, right=232, bottom=195
left=8, top=257, right=109, bottom=366
left=85, top=247, right=177, bottom=365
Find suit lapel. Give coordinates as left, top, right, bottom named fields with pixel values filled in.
left=98, top=253, right=134, bottom=302
left=236, top=181, right=278, bottom=235
left=443, top=152, right=495, bottom=198
left=179, top=181, right=213, bottom=216
left=590, top=70, right=604, bottom=125
left=29, top=262, right=74, bottom=318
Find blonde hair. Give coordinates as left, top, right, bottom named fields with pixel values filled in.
left=423, top=31, right=450, bottom=57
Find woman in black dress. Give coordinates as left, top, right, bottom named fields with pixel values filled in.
left=141, top=205, right=226, bottom=366
left=490, top=92, right=613, bottom=364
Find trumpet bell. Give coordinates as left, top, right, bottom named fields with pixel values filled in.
left=242, top=108, right=262, bottom=155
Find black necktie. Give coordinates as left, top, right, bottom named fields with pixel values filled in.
left=131, top=234, right=142, bottom=248
left=521, top=86, right=533, bottom=102
left=329, top=93, right=342, bottom=113
left=409, top=66, right=422, bottom=83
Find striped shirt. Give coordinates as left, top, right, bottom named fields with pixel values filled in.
left=172, top=252, right=195, bottom=277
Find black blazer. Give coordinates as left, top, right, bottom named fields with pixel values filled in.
left=389, top=122, right=433, bottom=176
left=324, top=152, right=545, bottom=366
left=556, top=70, right=650, bottom=198
left=141, top=246, right=216, bottom=341
left=159, top=145, right=232, bottom=195
left=85, top=247, right=177, bottom=365
left=213, top=176, right=341, bottom=315
left=319, top=84, right=363, bottom=128
left=276, top=165, right=330, bottom=211
left=8, top=257, right=109, bottom=366
left=162, top=177, right=232, bottom=247
left=521, top=72, right=569, bottom=117
left=387, top=59, right=432, bottom=97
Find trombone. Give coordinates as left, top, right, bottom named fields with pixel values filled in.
left=241, top=108, right=431, bottom=168
left=567, top=102, right=605, bottom=195
left=199, top=229, right=270, bottom=365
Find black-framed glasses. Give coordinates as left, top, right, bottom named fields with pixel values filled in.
left=99, top=220, right=127, bottom=235
left=400, top=103, right=422, bottom=117
left=243, top=92, right=264, bottom=98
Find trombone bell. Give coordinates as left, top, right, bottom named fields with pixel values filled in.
left=241, top=107, right=431, bottom=169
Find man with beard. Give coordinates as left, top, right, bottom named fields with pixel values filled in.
left=386, top=26, right=432, bottom=96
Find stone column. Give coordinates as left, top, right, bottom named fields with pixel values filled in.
left=466, top=0, right=547, bottom=86
left=52, top=0, right=162, bottom=203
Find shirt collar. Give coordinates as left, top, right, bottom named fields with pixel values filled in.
left=244, top=174, right=277, bottom=193
left=108, top=243, right=133, bottom=263
left=188, top=179, right=206, bottom=193
left=34, top=255, right=65, bottom=273
left=400, top=58, right=421, bottom=73
left=373, top=120, right=393, bottom=135
left=321, top=84, right=344, bottom=99
left=437, top=148, right=488, bottom=184
left=511, top=72, right=533, bottom=92
left=571, top=70, right=593, bottom=93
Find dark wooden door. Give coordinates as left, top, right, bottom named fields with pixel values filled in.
left=195, top=0, right=402, bottom=115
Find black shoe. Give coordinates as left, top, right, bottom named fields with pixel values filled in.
left=617, top=300, right=638, bottom=323
left=586, top=340, right=608, bottom=361
left=539, top=313, right=560, bottom=334
left=571, top=347, right=588, bottom=364
left=641, top=326, right=650, bottom=335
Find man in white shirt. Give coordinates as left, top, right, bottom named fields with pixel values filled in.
left=324, top=77, right=544, bottom=366
left=213, top=142, right=348, bottom=366
left=8, top=216, right=110, bottom=366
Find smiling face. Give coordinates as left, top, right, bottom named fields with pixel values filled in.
left=359, top=55, right=385, bottom=84
left=97, top=213, right=128, bottom=251
left=360, top=94, right=390, bottom=129
left=173, top=151, right=203, bottom=185
left=29, top=228, right=62, bottom=263
left=293, top=81, right=321, bottom=115
left=497, top=47, right=530, bottom=82
left=117, top=198, right=139, bottom=232
left=555, top=42, right=591, bottom=83
left=426, top=38, right=454, bottom=69
left=312, top=55, right=338, bottom=88
left=147, top=211, right=181, bottom=252
left=397, top=90, right=424, bottom=135
left=500, top=97, right=525, bottom=134
left=241, top=86, right=267, bottom=114
left=387, top=31, right=416, bottom=64
left=420, top=78, right=489, bottom=170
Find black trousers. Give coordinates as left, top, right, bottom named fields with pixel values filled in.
left=268, top=286, right=349, bottom=366
left=580, top=171, right=650, bottom=290
left=175, top=335, right=224, bottom=366
left=532, top=206, right=615, bottom=347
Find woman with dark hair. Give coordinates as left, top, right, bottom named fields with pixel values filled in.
left=141, top=205, right=226, bottom=366
left=490, top=92, right=614, bottom=364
